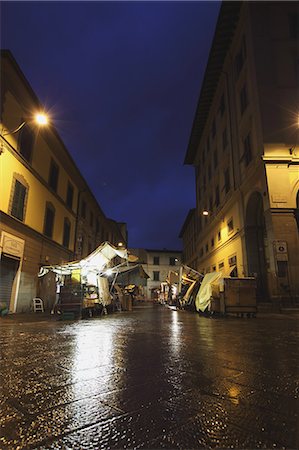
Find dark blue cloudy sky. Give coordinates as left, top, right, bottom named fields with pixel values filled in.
left=1, top=1, right=220, bottom=249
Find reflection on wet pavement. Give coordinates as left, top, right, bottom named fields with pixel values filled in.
left=0, top=304, right=298, bottom=449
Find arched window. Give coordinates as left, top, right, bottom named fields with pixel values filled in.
left=18, top=124, right=34, bottom=163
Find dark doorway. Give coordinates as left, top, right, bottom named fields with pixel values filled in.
left=245, top=192, right=268, bottom=301
left=0, top=254, right=20, bottom=311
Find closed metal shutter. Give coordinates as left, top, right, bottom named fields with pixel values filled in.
left=0, top=254, right=20, bottom=310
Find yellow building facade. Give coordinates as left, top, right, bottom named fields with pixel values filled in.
left=0, top=50, right=126, bottom=312
left=181, top=2, right=299, bottom=305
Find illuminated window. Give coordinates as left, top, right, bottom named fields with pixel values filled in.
left=44, top=202, right=55, bottom=238
left=18, top=124, right=34, bottom=163
left=11, top=179, right=27, bottom=221
left=153, top=271, right=160, bottom=281
left=48, top=159, right=59, bottom=192
left=66, top=182, right=74, bottom=209
left=63, top=218, right=71, bottom=248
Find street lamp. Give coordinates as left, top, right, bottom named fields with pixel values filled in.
left=1, top=112, right=49, bottom=137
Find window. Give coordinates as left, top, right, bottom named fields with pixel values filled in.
left=235, top=36, right=246, bottom=77
left=153, top=256, right=160, bottom=265
left=243, top=133, right=252, bottom=166
left=222, top=128, right=228, bottom=150
left=215, top=185, right=220, bottom=207
left=11, top=179, right=27, bottom=221
left=153, top=271, right=160, bottom=281
left=212, top=119, right=216, bottom=138
left=48, top=159, right=59, bottom=192
left=205, top=243, right=209, bottom=253
left=169, top=257, right=176, bottom=266
left=219, top=261, right=224, bottom=270
left=224, top=168, right=230, bottom=194
left=240, top=83, right=248, bottom=115
left=18, top=124, right=34, bottom=162
left=212, top=265, right=216, bottom=272
left=211, top=238, right=215, bottom=248
left=213, top=148, right=218, bottom=169
left=63, top=218, right=71, bottom=248
left=81, top=200, right=86, bottom=218
left=227, top=218, right=234, bottom=233
left=228, top=255, right=237, bottom=267
left=218, top=230, right=221, bottom=242
left=66, top=182, right=74, bottom=209
left=44, top=202, right=55, bottom=238
left=219, top=94, right=225, bottom=116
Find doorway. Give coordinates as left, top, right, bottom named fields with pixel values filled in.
left=0, top=254, right=20, bottom=311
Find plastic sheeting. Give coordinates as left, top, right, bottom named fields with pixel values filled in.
left=195, top=272, right=223, bottom=312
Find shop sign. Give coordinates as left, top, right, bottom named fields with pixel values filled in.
left=1, top=232, right=25, bottom=258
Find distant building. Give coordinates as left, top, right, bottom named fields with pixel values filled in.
left=0, top=50, right=126, bottom=312
left=181, top=2, right=299, bottom=304
left=130, top=248, right=182, bottom=299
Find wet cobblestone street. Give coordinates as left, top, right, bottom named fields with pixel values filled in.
left=0, top=304, right=298, bottom=449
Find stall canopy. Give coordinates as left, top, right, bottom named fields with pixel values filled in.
left=38, top=242, right=131, bottom=278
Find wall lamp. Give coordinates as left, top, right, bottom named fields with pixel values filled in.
left=202, top=210, right=209, bottom=216
left=1, top=112, right=49, bottom=137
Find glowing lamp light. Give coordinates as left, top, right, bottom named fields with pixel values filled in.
left=117, top=242, right=124, bottom=247
left=35, top=113, right=48, bottom=125
left=203, top=210, right=209, bottom=216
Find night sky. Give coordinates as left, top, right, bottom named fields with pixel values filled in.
left=1, top=1, right=220, bottom=250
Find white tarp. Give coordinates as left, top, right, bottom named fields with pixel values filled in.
left=38, top=242, right=128, bottom=277
left=195, top=272, right=222, bottom=312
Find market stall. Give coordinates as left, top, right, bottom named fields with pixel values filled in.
left=38, top=242, right=130, bottom=318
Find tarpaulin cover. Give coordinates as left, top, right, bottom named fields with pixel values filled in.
left=38, top=242, right=128, bottom=277
left=195, top=272, right=222, bottom=312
